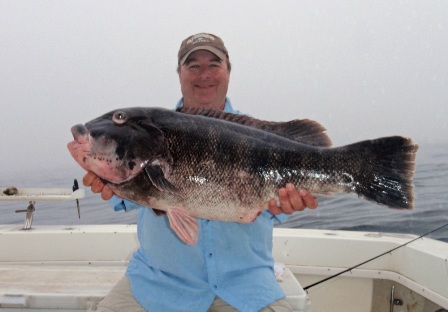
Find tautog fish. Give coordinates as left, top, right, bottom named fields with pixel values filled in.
left=67, top=107, right=419, bottom=245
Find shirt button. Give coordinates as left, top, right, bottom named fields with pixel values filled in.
left=208, top=253, right=213, bottom=257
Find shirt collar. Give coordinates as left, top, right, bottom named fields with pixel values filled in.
left=175, top=97, right=237, bottom=114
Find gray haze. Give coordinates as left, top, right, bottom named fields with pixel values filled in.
left=1, top=0, right=447, bottom=179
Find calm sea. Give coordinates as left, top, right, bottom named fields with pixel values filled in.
left=1, top=143, right=447, bottom=242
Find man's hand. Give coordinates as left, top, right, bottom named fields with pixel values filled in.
left=82, top=171, right=115, bottom=200
left=268, top=183, right=318, bottom=215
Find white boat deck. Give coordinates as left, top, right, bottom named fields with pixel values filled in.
left=0, top=263, right=125, bottom=311
left=0, top=225, right=447, bottom=312
left=0, top=225, right=309, bottom=311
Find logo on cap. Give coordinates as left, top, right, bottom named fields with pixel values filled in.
left=178, top=33, right=228, bottom=65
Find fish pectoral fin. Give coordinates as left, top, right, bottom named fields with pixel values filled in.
left=167, top=208, right=199, bottom=245
left=144, top=164, right=178, bottom=194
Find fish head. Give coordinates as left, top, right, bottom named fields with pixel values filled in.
left=67, top=108, right=166, bottom=184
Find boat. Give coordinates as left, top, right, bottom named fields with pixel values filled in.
left=1, top=188, right=448, bottom=311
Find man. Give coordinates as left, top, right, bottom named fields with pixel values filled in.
left=87, top=33, right=318, bottom=312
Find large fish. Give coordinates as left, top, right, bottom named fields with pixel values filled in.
left=67, top=107, right=418, bottom=245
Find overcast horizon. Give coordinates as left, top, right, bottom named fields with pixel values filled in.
left=1, top=0, right=447, bottom=179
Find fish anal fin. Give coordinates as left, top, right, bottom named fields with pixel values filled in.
left=167, top=207, right=199, bottom=245
left=177, top=107, right=332, bottom=147
left=144, top=163, right=178, bottom=194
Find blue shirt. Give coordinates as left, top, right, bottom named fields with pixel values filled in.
left=111, top=98, right=287, bottom=312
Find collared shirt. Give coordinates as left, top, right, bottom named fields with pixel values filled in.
left=111, top=98, right=286, bottom=312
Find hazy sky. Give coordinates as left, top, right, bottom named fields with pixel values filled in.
left=1, top=0, right=447, bottom=178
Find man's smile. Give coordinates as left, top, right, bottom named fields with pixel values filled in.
left=195, top=83, right=215, bottom=88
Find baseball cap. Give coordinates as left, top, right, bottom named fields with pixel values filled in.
left=178, top=33, right=229, bottom=65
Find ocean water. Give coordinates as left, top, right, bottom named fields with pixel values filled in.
left=1, top=143, right=447, bottom=242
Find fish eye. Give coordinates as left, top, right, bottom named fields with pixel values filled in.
left=112, top=111, right=128, bottom=125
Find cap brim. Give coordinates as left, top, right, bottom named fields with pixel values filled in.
left=180, top=46, right=227, bottom=65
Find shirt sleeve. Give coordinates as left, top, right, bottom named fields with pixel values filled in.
left=109, top=196, right=141, bottom=212
left=269, top=211, right=289, bottom=224
left=262, top=209, right=288, bottom=224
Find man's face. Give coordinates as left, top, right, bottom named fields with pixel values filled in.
left=179, top=50, right=230, bottom=110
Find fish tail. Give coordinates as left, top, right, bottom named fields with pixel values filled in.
left=348, top=136, right=419, bottom=209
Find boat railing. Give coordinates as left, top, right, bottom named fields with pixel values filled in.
left=0, top=186, right=85, bottom=230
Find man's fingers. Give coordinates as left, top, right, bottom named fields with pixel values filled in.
left=286, top=184, right=306, bottom=211
left=268, top=199, right=283, bottom=215
left=90, top=177, right=104, bottom=193
left=82, top=171, right=116, bottom=200
left=299, top=189, right=318, bottom=209
left=101, top=185, right=115, bottom=200
left=82, top=171, right=96, bottom=186
left=270, top=184, right=319, bottom=215
left=278, top=187, right=294, bottom=214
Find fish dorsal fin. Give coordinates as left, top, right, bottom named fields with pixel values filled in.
left=177, top=107, right=332, bottom=147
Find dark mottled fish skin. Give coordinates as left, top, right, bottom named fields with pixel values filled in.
left=70, top=107, right=418, bottom=224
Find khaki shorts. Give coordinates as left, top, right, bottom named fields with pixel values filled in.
left=96, top=276, right=292, bottom=312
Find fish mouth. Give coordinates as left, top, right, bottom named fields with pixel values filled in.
left=67, top=124, right=90, bottom=162
left=70, top=124, right=89, bottom=144
left=67, top=124, right=148, bottom=184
